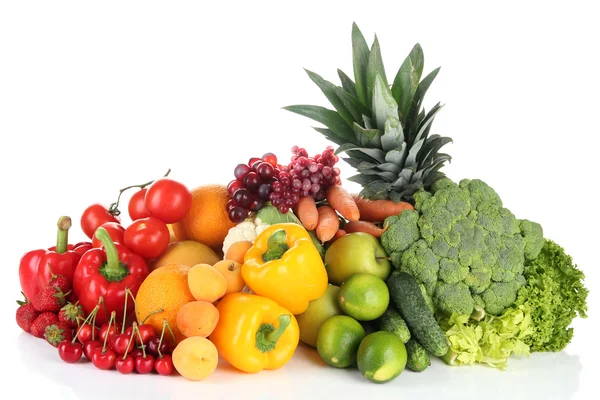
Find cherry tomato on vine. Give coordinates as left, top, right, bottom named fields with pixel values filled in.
left=91, top=222, right=125, bottom=248
left=144, top=178, right=192, bottom=224
left=80, top=204, right=120, bottom=239
left=128, top=189, right=151, bottom=221
left=123, top=217, right=170, bottom=259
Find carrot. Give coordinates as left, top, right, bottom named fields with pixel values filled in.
left=316, top=205, right=340, bottom=242
left=295, top=196, right=319, bottom=230
left=326, top=185, right=360, bottom=222
left=330, top=229, right=347, bottom=243
left=343, top=220, right=388, bottom=238
left=352, top=195, right=414, bottom=223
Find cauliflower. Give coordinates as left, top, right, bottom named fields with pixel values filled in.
left=222, top=218, right=269, bottom=255
left=381, top=177, right=544, bottom=317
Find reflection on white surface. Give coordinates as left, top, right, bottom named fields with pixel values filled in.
left=14, top=332, right=583, bottom=400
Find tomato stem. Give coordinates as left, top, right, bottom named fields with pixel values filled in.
left=108, top=168, right=171, bottom=216
left=55, top=216, right=71, bottom=254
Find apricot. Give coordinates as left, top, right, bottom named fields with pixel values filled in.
left=176, top=301, right=220, bottom=338
left=187, top=263, right=227, bottom=302
left=172, top=336, right=219, bottom=381
left=213, top=260, right=245, bottom=295
left=224, top=241, right=253, bottom=264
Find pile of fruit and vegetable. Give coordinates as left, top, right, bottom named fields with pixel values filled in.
left=14, top=23, right=588, bottom=383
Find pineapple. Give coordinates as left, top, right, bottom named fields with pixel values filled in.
left=284, top=23, right=452, bottom=203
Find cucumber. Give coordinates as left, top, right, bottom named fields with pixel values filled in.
left=387, top=271, right=449, bottom=357
left=378, top=307, right=411, bottom=343
left=405, top=338, right=431, bottom=372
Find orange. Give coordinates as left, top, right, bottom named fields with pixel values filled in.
left=135, top=264, right=196, bottom=346
left=177, top=184, right=236, bottom=252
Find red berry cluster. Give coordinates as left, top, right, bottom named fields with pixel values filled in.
left=226, top=153, right=280, bottom=222
left=274, top=146, right=341, bottom=206
left=226, top=147, right=341, bottom=220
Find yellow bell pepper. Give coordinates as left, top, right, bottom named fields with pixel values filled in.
left=241, top=223, right=328, bottom=315
left=210, top=292, right=300, bottom=373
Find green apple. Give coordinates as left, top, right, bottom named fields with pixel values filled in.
left=324, top=232, right=391, bottom=285
left=296, top=285, right=343, bottom=348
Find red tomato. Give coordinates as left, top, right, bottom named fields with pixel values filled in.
left=81, top=204, right=120, bottom=239
left=144, top=178, right=192, bottom=224
left=128, top=189, right=151, bottom=221
left=123, top=217, right=169, bottom=259
left=91, top=222, right=125, bottom=248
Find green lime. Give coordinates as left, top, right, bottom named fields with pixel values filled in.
left=316, top=315, right=365, bottom=368
left=338, top=273, right=389, bottom=321
left=296, top=285, right=344, bottom=348
left=357, top=331, right=407, bottom=383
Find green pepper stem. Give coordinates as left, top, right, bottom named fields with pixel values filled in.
left=255, top=314, right=291, bottom=353
left=262, top=229, right=289, bottom=262
left=56, top=216, right=71, bottom=254
left=96, top=228, right=128, bottom=282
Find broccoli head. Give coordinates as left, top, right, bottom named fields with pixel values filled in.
left=381, top=177, right=544, bottom=316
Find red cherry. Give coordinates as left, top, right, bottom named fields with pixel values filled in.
left=83, top=340, right=102, bottom=360
left=77, top=324, right=99, bottom=345
left=147, top=337, right=171, bottom=357
left=99, top=322, right=122, bottom=344
left=91, top=348, right=116, bottom=370
left=135, top=354, right=155, bottom=374
left=129, top=349, right=143, bottom=359
left=115, top=356, right=135, bottom=374
left=110, top=333, right=132, bottom=355
left=58, top=341, right=83, bottom=363
left=154, top=355, right=174, bottom=376
left=125, top=324, right=155, bottom=345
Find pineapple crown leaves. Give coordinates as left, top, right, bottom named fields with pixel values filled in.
left=283, top=22, right=453, bottom=202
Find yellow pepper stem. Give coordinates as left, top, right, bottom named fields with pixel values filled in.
left=262, top=229, right=289, bottom=262
left=255, top=314, right=291, bottom=353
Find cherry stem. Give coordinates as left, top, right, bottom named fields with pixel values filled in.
left=121, top=288, right=129, bottom=334
left=55, top=216, right=71, bottom=254
left=108, top=168, right=171, bottom=216
left=125, top=288, right=140, bottom=321
left=133, top=324, right=147, bottom=358
left=158, top=320, right=167, bottom=358
left=91, top=296, right=104, bottom=340
left=141, top=308, right=164, bottom=325
left=122, top=322, right=137, bottom=360
left=72, top=305, right=99, bottom=344
left=102, top=311, right=116, bottom=353
left=163, top=318, right=178, bottom=346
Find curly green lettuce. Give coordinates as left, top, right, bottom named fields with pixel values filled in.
left=381, top=177, right=544, bottom=317
left=515, top=239, right=588, bottom=352
left=438, top=304, right=533, bottom=370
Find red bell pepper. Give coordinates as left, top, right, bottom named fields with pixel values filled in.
left=73, top=227, right=149, bottom=326
left=18, top=216, right=92, bottom=300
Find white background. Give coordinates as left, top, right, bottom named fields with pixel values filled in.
left=1, top=1, right=598, bottom=399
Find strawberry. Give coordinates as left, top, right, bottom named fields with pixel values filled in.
left=58, top=302, right=84, bottom=328
left=44, top=321, right=73, bottom=347
left=31, top=286, right=69, bottom=313
left=16, top=302, right=39, bottom=333
left=48, top=273, right=71, bottom=294
left=30, top=312, right=59, bottom=338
